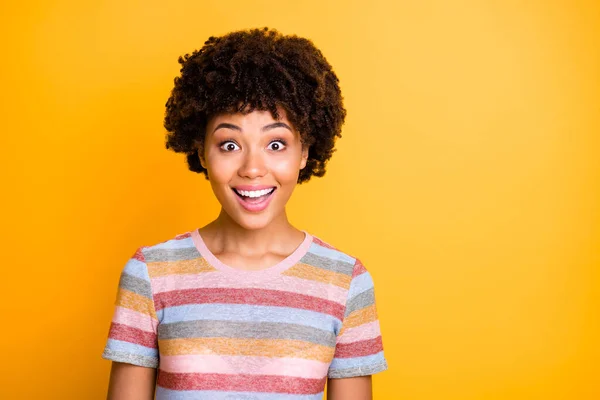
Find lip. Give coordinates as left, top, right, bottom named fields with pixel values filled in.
left=232, top=187, right=276, bottom=212
left=232, top=185, right=276, bottom=191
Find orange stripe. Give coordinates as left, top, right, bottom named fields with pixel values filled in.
left=159, top=337, right=335, bottom=362
left=338, top=304, right=378, bottom=336
left=116, top=289, right=156, bottom=318
left=283, top=263, right=352, bottom=289
left=147, top=257, right=215, bottom=277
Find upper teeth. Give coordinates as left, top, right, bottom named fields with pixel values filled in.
left=235, top=188, right=275, bottom=198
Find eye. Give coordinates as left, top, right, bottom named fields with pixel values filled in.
left=267, top=140, right=287, bottom=151
left=219, top=141, right=240, bottom=152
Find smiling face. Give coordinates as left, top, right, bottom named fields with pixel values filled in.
left=199, top=106, right=309, bottom=231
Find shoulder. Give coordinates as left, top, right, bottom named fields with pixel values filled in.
left=122, top=229, right=200, bottom=285
left=307, top=232, right=368, bottom=279
left=133, top=229, right=198, bottom=262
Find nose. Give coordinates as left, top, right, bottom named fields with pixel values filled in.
left=238, top=147, right=267, bottom=179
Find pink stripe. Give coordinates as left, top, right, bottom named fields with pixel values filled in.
left=191, top=229, right=314, bottom=280
left=353, top=258, right=367, bottom=277
left=160, top=355, right=329, bottom=378
left=157, top=370, right=326, bottom=393
left=154, top=287, right=345, bottom=319
left=337, top=320, right=381, bottom=344
left=259, top=357, right=330, bottom=378
left=313, top=236, right=336, bottom=250
left=108, top=323, right=157, bottom=348
left=112, top=306, right=158, bottom=333
left=333, top=336, right=383, bottom=358
left=152, top=273, right=347, bottom=304
left=174, top=232, right=191, bottom=240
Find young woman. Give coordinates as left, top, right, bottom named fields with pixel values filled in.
left=102, top=27, right=388, bottom=400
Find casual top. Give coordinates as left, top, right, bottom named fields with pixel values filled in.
left=102, top=228, right=388, bottom=399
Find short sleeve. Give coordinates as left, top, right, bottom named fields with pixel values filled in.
left=101, top=247, right=159, bottom=368
left=327, top=258, right=388, bottom=379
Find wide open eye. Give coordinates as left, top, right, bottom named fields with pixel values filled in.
left=219, top=141, right=240, bottom=152
left=267, top=140, right=287, bottom=151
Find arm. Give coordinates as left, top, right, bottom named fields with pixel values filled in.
left=107, top=362, right=157, bottom=400
left=326, top=258, right=387, bottom=399
left=327, top=375, right=373, bottom=400
left=102, top=248, right=160, bottom=399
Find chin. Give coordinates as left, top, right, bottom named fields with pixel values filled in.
left=232, top=214, right=274, bottom=231
left=218, top=204, right=273, bottom=230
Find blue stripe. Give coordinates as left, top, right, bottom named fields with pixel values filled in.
left=105, top=338, right=157, bottom=357
left=122, top=258, right=149, bottom=281
left=328, top=350, right=386, bottom=370
left=348, top=271, right=374, bottom=299
left=156, top=387, right=323, bottom=400
left=307, top=242, right=356, bottom=264
left=150, top=237, right=196, bottom=250
left=159, top=303, right=342, bottom=331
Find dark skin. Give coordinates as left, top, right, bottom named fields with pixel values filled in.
left=327, top=375, right=373, bottom=400
left=106, top=109, right=373, bottom=399
left=164, top=27, right=347, bottom=185
left=107, top=27, right=373, bottom=400
left=106, top=362, right=156, bottom=400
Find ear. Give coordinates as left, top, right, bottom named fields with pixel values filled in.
left=195, top=139, right=207, bottom=169
left=300, top=145, right=309, bottom=170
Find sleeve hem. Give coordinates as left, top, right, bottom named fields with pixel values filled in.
left=327, top=359, right=388, bottom=379
left=102, top=348, right=158, bottom=368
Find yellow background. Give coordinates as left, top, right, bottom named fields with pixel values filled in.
left=1, top=0, right=598, bottom=398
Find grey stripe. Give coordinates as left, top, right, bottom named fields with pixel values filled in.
left=158, top=320, right=336, bottom=347
left=344, top=288, right=375, bottom=317
left=299, top=252, right=354, bottom=276
left=328, top=360, right=388, bottom=379
left=102, top=348, right=158, bottom=368
left=119, top=273, right=153, bottom=299
left=143, top=246, right=200, bottom=263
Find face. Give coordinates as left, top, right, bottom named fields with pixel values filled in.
left=199, top=106, right=309, bottom=230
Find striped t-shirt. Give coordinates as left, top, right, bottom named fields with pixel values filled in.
left=102, top=228, right=388, bottom=399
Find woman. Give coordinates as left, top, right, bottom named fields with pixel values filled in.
left=102, top=27, right=388, bottom=400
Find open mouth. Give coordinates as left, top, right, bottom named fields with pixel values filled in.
left=232, top=187, right=276, bottom=204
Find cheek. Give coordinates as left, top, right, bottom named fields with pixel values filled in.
left=270, top=158, right=302, bottom=182
left=206, top=155, right=236, bottom=183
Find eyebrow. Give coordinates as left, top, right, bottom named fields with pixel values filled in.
left=212, top=122, right=293, bottom=133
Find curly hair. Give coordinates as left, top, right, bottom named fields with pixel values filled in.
left=163, top=27, right=346, bottom=184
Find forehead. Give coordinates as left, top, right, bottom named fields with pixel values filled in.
left=208, top=105, right=291, bottom=128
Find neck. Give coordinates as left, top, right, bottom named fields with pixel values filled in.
left=202, top=208, right=302, bottom=256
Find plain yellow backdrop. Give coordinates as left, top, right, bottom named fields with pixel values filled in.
left=1, top=0, right=598, bottom=399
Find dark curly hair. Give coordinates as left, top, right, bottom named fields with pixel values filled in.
left=163, top=27, right=346, bottom=184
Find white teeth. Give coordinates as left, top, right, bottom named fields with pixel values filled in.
left=235, top=188, right=275, bottom=198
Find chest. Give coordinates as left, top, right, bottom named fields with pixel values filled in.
left=154, top=279, right=341, bottom=376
